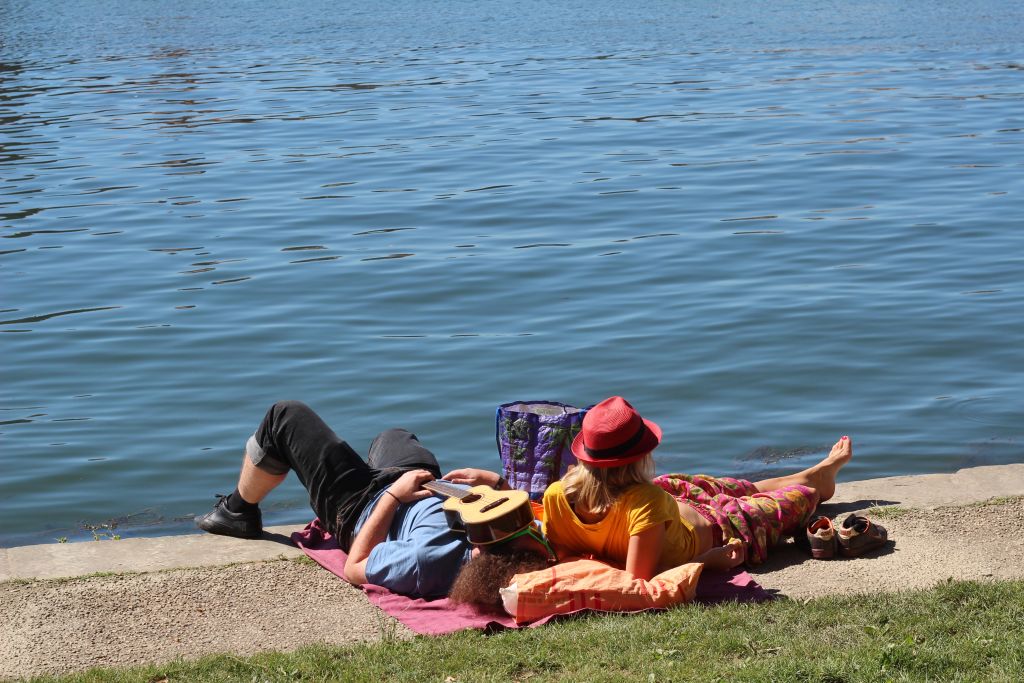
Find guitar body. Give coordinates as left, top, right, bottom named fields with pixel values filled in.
left=422, top=481, right=534, bottom=545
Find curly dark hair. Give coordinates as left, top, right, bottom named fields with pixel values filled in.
left=448, top=548, right=549, bottom=611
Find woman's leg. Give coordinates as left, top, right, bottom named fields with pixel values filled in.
left=653, top=437, right=851, bottom=563
left=752, top=437, right=852, bottom=502
left=656, top=437, right=852, bottom=503
left=654, top=476, right=820, bottom=564
left=725, top=485, right=820, bottom=563
left=653, top=473, right=759, bottom=503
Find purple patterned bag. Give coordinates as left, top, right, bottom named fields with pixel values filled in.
left=496, top=401, right=586, bottom=500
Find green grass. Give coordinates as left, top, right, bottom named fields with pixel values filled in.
left=0, top=570, right=126, bottom=588
left=1, top=556, right=312, bottom=590
left=966, top=495, right=1024, bottom=509
left=864, top=505, right=911, bottom=520
left=866, top=495, right=1024, bottom=521
left=25, top=579, right=1024, bottom=683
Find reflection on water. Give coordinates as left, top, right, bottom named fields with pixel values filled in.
left=2, top=0, right=1023, bottom=544
left=0, top=306, right=121, bottom=326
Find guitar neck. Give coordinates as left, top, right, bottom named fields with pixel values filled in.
left=421, top=480, right=471, bottom=499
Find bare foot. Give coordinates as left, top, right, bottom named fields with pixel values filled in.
left=750, top=436, right=853, bottom=500
left=812, top=436, right=853, bottom=502
left=827, top=435, right=853, bottom=468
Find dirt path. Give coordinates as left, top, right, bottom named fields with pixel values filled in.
left=2, top=489, right=1023, bottom=679
left=750, top=496, right=1024, bottom=598
left=0, top=559, right=404, bottom=681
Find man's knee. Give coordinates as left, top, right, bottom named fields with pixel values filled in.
left=269, top=400, right=314, bottom=421
left=367, top=428, right=441, bottom=476
left=369, top=428, right=420, bottom=457
left=246, top=434, right=290, bottom=475
left=375, top=427, right=417, bottom=443
left=252, top=400, right=315, bottom=475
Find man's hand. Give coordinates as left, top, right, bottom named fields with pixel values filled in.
left=388, top=469, right=436, bottom=504
left=442, top=468, right=506, bottom=489
left=344, top=469, right=435, bottom=586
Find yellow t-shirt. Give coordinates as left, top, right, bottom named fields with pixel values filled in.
left=541, top=481, right=698, bottom=570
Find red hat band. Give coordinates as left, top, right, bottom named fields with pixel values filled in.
left=583, top=417, right=648, bottom=459
left=571, top=396, right=662, bottom=468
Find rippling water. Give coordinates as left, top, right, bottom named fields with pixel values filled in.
left=2, top=1, right=1022, bottom=545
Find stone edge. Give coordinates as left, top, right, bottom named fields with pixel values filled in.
left=2, top=463, right=1022, bottom=582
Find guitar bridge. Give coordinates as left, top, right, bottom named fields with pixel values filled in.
left=479, top=497, right=509, bottom=513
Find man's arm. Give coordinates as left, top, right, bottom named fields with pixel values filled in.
left=342, top=469, right=435, bottom=586
left=442, top=468, right=510, bottom=490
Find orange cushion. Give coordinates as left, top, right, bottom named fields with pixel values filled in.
left=501, top=559, right=703, bottom=624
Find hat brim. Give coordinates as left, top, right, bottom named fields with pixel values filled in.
left=571, top=418, right=662, bottom=468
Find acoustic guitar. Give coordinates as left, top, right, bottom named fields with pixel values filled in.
left=421, top=480, right=534, bottom=545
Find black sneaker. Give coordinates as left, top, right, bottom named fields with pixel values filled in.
left=195, top=494, right=263, bottom=539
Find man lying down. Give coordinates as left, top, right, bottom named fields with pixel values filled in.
left=195, top=401, right=552, bottom=602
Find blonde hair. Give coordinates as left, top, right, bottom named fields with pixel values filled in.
left=562, top=453, right=655, bottom=516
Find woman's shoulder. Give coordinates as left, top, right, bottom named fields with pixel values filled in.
left=621, top=481, right=667, bottom=499
left=544, top=479, right=565, bottom=493
left=542, top=479, right=567, bottom=500
left=620, top=482, right=675, bottom=509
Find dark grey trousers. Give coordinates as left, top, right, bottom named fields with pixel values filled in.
left=247, top=400, right=441, bottom=549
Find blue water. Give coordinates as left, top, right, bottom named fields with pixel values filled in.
left=2, top=1, right=1022, bottom=546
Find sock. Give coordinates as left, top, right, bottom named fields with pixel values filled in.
left=225, top=489, right=259, bottom=514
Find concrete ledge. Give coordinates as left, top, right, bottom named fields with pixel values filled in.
left=0, top=548, right=11, bottom=583
left=2, top=463, right=1022, bottom=583
left=0, top=524, right=305, bottom=582
left=828, top=463, right=1024, bottom=508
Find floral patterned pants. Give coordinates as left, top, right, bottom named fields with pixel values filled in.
left=652, top=474, right=819, bottom=565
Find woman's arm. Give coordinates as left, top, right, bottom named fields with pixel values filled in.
left=625, top=523, right=666, bottom=581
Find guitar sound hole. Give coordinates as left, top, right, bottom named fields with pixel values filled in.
left=479, top=497, right=509, bottom=513
left=460, top=493, right=482, bottom=504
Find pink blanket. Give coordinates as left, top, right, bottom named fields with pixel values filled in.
left=291, top=519, right=770, bottom=636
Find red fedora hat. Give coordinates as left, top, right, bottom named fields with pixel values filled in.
left=571, top=396, right=662, bottom=468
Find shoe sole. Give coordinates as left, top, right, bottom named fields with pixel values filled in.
left=838, top=536, right=887, bottom=557
left=196, top=517, right=263, bottom=540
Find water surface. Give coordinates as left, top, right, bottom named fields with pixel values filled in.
left=2, top=1, right=1022, bottom=545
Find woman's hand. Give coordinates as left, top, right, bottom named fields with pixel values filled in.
left=442, top=468, right=505, bottom=489
left=695, top=539, right=746, bottom=572
left=387, top=469, right=436, bottom=504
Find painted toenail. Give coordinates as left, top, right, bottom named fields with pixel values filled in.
left=841, top=436, right=848, bottom=440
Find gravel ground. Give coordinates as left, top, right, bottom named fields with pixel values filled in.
left=750, top=497, right=1024, bottom=598
left=2, top=498, right=1023, bottom=680
left=0, top=560, right=406, bottom=681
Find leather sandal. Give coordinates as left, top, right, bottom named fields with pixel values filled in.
left=805, top=515, right=838, bottom=559
left=837, top=514, right=888, bottom=557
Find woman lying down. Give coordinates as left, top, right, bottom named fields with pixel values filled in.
left=449, top=396, right=853, bottom=615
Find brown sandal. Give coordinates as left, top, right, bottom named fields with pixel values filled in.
left=837, top=514, right=889, bottom=557
left=805, top=515, right=838, bottom=559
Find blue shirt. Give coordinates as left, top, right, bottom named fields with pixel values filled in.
left=353, top=490, right=473, bottom=598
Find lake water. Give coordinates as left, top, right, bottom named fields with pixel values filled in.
left=2, top=1, right=1022, bottom=546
